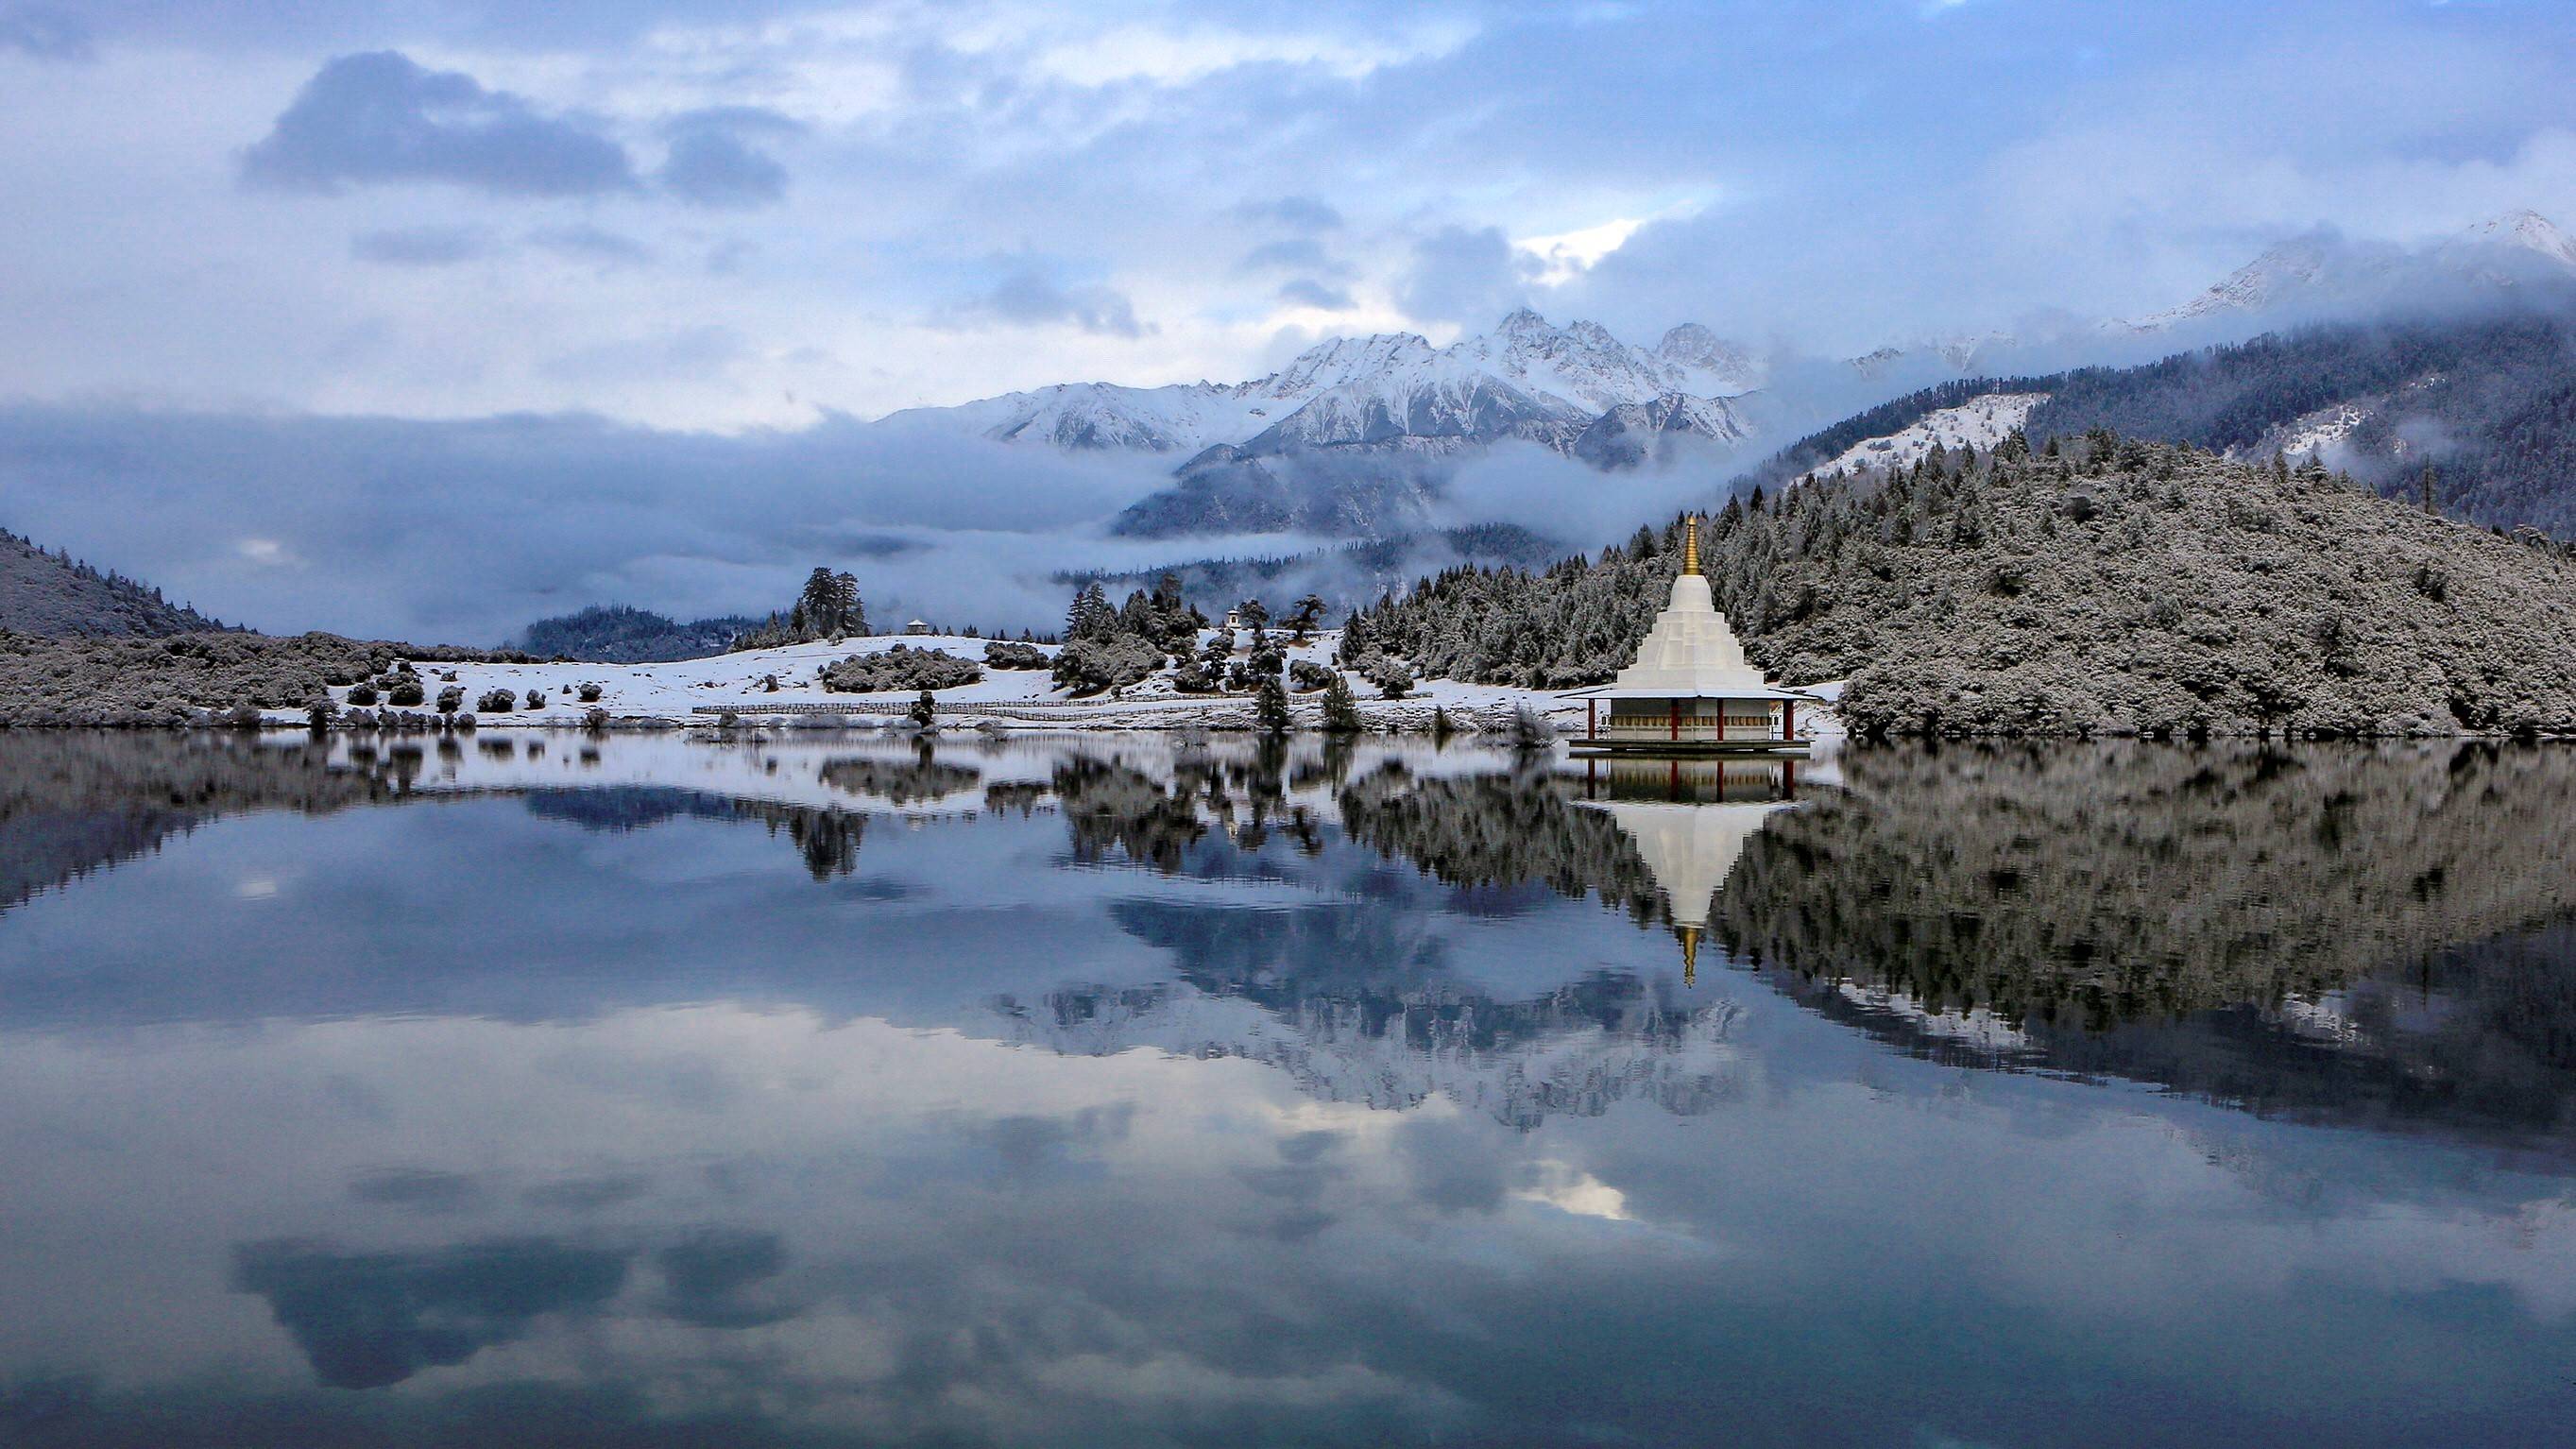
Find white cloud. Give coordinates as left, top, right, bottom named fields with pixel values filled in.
left=1514, top=216, right=1646, bottom=286
left=1027, top=17, right=1474, bottom=88
left=1512, top=1161, right=1633, bottom=1221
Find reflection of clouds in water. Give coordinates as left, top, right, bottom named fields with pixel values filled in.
left=962, top=1103, right=1136, bottom=1183
left=6, top=737, right=2576, bottom=1442
left=1511, top=1161, right=1631, bottom=1222
left=348, top=1168, right=481, bottom=1214
left=521, top=1174, right=653, bottom=1211
left=0, top=1005, right=2556, bottom=1442
left=230, top=1237, right=632, bottom=1389
left=657, top=1229, right=801, bottom=1329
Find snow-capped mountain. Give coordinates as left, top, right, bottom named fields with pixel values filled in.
left=1847, top=331, right=2019, bottom=376
left=2458, top=208, right=2576, bottom=268
left=1446, top=308, right=1762, bottom=413
left=1097, top=313, right=1766, bottom=537
left=2431, top=207, right=2576, bottom=286
left=2117, top=210, right=2576, bottom=333
left=881, top=208, right=2576, bottom=545
left=2118, top=236, right=2335, bottom=333
left=1653, top=323, right=1766, bottom=395
left=884, top=309, right=1765, bottom=464
left=879, top=309, right=1771, bottom=540
left=1574, top=393, right=1754, bottom=470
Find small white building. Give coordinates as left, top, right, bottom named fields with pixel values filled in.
left=903, top=619, right=932, bottom=636
left=1566, top=515, right=1811, bottom=755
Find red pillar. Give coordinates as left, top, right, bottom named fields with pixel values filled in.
left=1714, top=699, right=1725, bottom=743
left=1587, top=698, right=1596, bottom=741
left=1668, top=700, right=1680, bottom=742
left=1783, top=700, right=1795, bottom=742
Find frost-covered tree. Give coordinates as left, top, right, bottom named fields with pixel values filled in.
left=1322, top=673, right=1362, bottom=732
left=1345, top=430, right=2576, bottom=737
left=1065, top=582, right=1115, bottom=641
left=1285, top=593, right=1326, bottom=642
left=1254, top=675, right=1291, bottom=736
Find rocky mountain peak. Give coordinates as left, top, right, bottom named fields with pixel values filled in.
left=2452, top=210, right=2576, bottom=272
left=2463, top=208, right=2576, bottom=266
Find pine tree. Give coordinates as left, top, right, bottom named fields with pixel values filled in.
left=1254, top=675, right=1291, bottom=735
left=1286, top=593, right=1326, bottom=642
left=1322, top=673, right=1362, bottom=733
left=1066, top=582, right=1113, bottom=640
left=1338, top=615, right=1373, bottom=666
left=2420, top=465, right=2440, bottom=516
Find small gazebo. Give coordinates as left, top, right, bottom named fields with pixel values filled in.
left=1566, top=515, right=1810, bottom=755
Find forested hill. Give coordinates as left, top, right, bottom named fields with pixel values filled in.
left=1740, top=314, right=2576, bottom=535
left=0, top=527, right=230, bottom=638
left=1346, top=431, right=2576, bottom=738
left=513, top=605, right=761, bottom=663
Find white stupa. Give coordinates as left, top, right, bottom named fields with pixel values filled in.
left=1568, top=515, right=1810, bottom=753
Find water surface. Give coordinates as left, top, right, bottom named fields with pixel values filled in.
left=2, top=731, right=2571, bottom=1446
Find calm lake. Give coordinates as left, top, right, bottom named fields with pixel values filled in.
left=1, top=731, right=2571, bottom=1447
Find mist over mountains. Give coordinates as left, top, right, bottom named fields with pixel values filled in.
left=893, top=209, right=2576, bottom=550
left=4, top=210, right=2575, bottom=648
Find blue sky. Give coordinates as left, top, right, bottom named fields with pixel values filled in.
left=3, top=0, right=2574, bottom=639
left=7, top=0, right=2573, bottom=428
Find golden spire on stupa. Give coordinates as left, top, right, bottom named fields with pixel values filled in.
left=1680, top=514, right=1702, bottom=576
left=1676, top=924, right=1700, bottom=986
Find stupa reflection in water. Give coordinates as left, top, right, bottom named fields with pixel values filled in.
left=1575, top=757, right=1800, bottom=984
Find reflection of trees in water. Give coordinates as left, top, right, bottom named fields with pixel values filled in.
left=0, top=733, right=404, bottom=912
left=1335, top=760, right=1668, bottom=926
left=817, top=749, right=981, bottom=806
left=981, top=781, right=1050, bottom=817
left=1764, top=917, right=2576, bottom=1149
left=1053, top=756, right=1208, bottom=872
left=524, top=788, right=867, bottom=882
left=1715, top=742, right=2576, bottom=1030
left=1049, top=744, right=1312, bottom=864
left=1706, top=741, right=2576, bottom=1146
left=759, top=804, right=866, bottom=881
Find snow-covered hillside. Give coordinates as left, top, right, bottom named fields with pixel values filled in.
left=2116, top=210, right=2576, bottom=333
left=1818, top=392, right=2046, bottom=476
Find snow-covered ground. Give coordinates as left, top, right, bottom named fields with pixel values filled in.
left=318, top=628, right=1845, bottom=737
left=1818, top=392, right=2047, bottom=478
left=2266, top=401, right=2374, bottom=461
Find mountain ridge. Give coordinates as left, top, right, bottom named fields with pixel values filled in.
left=0, top=526, right=232, bottom=639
